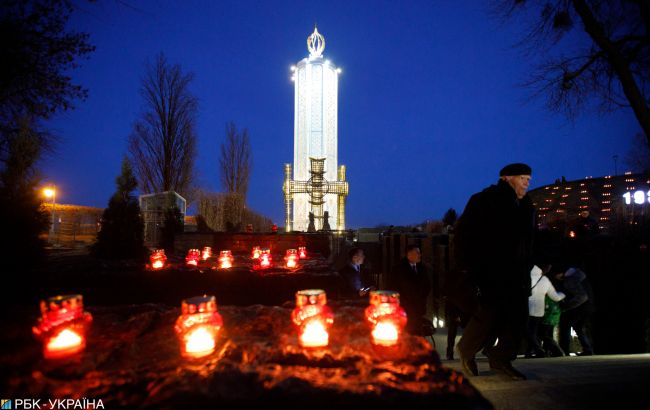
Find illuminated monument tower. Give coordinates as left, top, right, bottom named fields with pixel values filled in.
left=283, top=28, right=349, bottom=232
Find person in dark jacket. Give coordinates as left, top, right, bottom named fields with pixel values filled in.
left=554, top=267, right=595, bottom=355
left=388, top=245, right=432, bottom=335
left=453, top=163, right=536, bottom=380
left=339, top=247, right=374, bottom=298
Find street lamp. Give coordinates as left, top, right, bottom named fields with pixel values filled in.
left=43, top=186, right=56, bottom=244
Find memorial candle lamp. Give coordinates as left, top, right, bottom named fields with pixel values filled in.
left=32, top=294, right=93, bottom=360
left=364, top=290, right=407, bottom=347
left=298, top=246, right=307, bottom=259
left=201, top=246, right=213, bottom=261
left=150, top=249, right=167, bottom=270
left=291, top=289, right=334, bottom=348
left=185, top=249, right=201, bottom=266
left=218, top=250, right=234, bottom=269
left=285, top=249, right=299, bottom=269
left=255, top=248, right=272, bottom=269
left=174, top=295, right=223, bottom=359
left=251, top=246, right=262, bottom=259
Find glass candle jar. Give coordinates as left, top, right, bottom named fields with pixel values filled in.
left=218, top=250, right=234, bottom=269
left=201, top=246, right=213, bottom=261
left=285, top=249, right=299, bottom=269
left=185, top=249, right=201, bottom=266
left=150, top=249, right=167, bottom=270
left=364, top=290, right=407, bottom=347
left=174, top=295, right=223, bottom=359
left=256, top=248, right=272, bottom=269
left=291, top=289, right=334, bottom=348
left=251, top=246, right=262, bottom=259
left=32, top=294, right=93, bottom=359
left=298, top=246, right=307, bottom=259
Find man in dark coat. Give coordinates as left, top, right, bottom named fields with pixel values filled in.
left=453, top=163, right=536, bottom=380
left=339, top=247, right=374, bottom=298
left=389, top=245, right=432, bottom=335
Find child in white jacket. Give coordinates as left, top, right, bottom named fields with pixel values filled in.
left=525, top=264, right=565, bottom=357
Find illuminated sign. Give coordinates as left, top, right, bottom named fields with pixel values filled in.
left=623, top=190, right=650, bottom=205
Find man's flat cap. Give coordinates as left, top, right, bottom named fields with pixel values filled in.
left=499, top=163, right=532, bottom=176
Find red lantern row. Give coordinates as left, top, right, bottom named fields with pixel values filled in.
left=33, top=289, right=408, bottom=360
left=150, top=246, right=309, bottom=270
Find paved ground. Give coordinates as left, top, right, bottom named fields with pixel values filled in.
left=431, top=331, right=650, bottom=410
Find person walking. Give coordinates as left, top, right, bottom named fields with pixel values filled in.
left=539, top=294, right=565, bottom=357
left=554, top=266, right=596, bottom=356
left=453, top=163, right=536, bottom=380
left=526, top=263, right=565, bottom=358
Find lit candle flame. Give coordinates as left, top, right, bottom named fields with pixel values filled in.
left=45, top=328, right=83, bottom=357
left=300, top=320, right=329, bottom=347
left=371, top=321, right=399, bottom=346
left=152, top=260, right=164, bottom=269
left=184, top=326, right=216, bottom=358
left=286, top=258, right=297, bottom=268
left=219, top=259, right=232, bottom=269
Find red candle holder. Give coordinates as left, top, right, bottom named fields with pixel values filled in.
left=251, top=246, right=262, bottom=259
left=298, top=246, right=307, bottom=259
left=201, top=246, right=213, bottom=261
left=291, top=289, right=334, bottom=348
left=285, top=249, right=299, bottom=269
left=150, top=249, right=167, bottom=270
left=185, top=249, right=201, bottom=266
left=32, top=295, right=93, bottom=359
left=218, top=250, right=234, bottom=269
left=364, top=290, right=407, bottom=347
left=254, top=248, right=272, bottom=269
left=174, top=295, right=223, bottom=359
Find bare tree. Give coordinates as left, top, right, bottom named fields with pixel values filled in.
left=626, top=132, right=650, bottom=172
left=494, top=0, right=650, bottom=146
left=219, top=122, right=251, bottom=201
left=128, top=53, right=197, bottom=199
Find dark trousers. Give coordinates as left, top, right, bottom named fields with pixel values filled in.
left=445, top=301, right=468, bottom=357
left=525, top=316, right=544, bottom=356
left=457, top=296, right=528, bottom=363
left=539, top=324, right=564, bottom=356
left=559, top=304, right=594, bottom=354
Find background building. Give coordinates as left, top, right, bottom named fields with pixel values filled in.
left=528, top=172, right=650, bottom=233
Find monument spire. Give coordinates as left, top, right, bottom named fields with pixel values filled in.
left=307, top=26, right=325, bottom=57
left=283, top=28, right=348, bottom=232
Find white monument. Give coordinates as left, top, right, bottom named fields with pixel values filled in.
left=283, top=28, right=348, bottom=232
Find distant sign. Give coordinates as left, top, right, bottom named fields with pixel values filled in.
left=623, top=190, right=650, bottom=205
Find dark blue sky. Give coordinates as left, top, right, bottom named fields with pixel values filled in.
left=42, top=0, right=641, bottom=227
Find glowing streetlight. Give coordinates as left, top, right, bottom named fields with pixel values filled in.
left=43, top=185, right=56, bottom=244
left=43, top=187, right=55, bottom=199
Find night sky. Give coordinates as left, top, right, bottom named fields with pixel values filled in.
left=41, top=0, right=641, bottom=227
